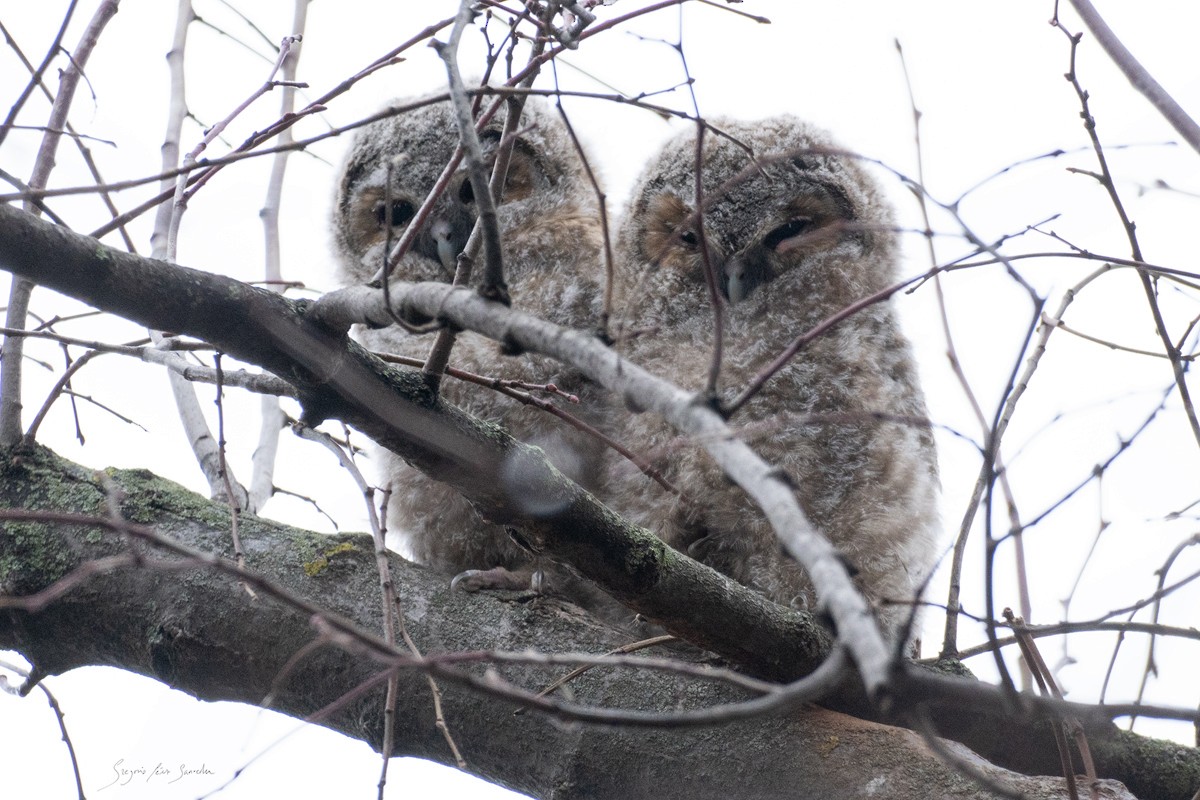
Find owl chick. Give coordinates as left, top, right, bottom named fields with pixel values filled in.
left=611, top=117, right=939, bottom=638
left=333, top=94, right=613, bottom=600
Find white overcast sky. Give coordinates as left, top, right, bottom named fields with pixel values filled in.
left=2, top=1, right=1200, bottom=798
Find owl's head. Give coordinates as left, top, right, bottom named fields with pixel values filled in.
left=620, top=116, right=897, bottom=308
left=333, top=94, right=591, bottom=285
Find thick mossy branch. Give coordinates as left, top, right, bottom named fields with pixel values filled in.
left=0, top=448, right=1149, bottom=800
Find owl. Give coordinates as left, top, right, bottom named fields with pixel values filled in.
left=610, top=116, right=940, bottom=638
left=333, top=94, right=614, bottom=605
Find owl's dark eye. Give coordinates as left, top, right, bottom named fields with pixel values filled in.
left=764, top=217, right=813, bottom=250
left=458, top=178, right=475, bottom=205
left=678, top=229, right=699, bottom=247
left=375, top=199, right=415, bottom=229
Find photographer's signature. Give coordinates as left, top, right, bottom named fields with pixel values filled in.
left=98, top=759, right=215, bottom=790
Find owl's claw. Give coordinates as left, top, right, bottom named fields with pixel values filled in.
left=450, top=566, right=539, bottom=593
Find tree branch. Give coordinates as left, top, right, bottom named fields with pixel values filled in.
left=1065, top=0, right=1200, bottom=156
left=0, top=448, right=1154, bottom=800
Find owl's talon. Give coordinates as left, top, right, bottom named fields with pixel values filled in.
left=450, top=566, right=531, bottom=593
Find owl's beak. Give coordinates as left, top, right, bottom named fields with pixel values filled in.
left=724, top=258, right=746, bottom=304
left=414, top=180, right=475, bottom=272
left=430, top=220, right=458, bottom=272
left=722, top=252, right=772, bottom=304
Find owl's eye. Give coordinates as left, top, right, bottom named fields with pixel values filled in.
left=764, top=217, right=814, bottom=250
left=458, top=178, right=475, bottom=205
left=457, top=148, right=541, bottom=205
left=375, top=199, right=415, bottom=229
left=678, top=229, right=699, bottom=247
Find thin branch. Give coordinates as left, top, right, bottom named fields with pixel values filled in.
left=84, top=0, right=691, bottom=241
left=894, top=39, right=1032, bottom=669
left=1066, top=0, right=1200, bottom=155
left=433, top=2, right=510, bottom=305
left=148, top=0, right=249, bottom=511
left=1053, top=16, right=1200, bottom=450
left=291, top=423, right=433, bottom=783
left=420, top=8, right=552, bottom=387
left=377, top=351, right=681, bottom=495
left=87, top=17, right=458, bottom=241
left=1006, top=610, right=1082, bottom=800
left=908, top=710, right=1025, bottom=799
left=1, top=0, right=119, bottom=448
left=252, top=2, right=310, bottom=515
left=950, top=619, right=1200, bottom=661
left=0, top=0, right=80, bottom=149
left=21, top=350, right=103, bottom=446
left=0, top=85, right=705, bottom=208
left=0, top=19, right=136, bottom=249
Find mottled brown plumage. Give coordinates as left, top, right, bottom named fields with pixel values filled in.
left=611, top=117, right=940, bottom=637
left=333, top=95, right=611, bottom=600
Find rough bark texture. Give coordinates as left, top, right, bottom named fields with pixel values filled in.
left=0, top=448, right=1139, bottom=800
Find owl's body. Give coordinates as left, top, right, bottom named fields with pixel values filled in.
left=611, top=117, right=939, bottom=636
left=333, top=96, right=611, bottom=598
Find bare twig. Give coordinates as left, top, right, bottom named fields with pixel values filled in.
left=377, top=351, right=681, bottom=495
left=83, top=0, right=689, bottom=243
left=1053, top=15, right=1200, bottom=450
left=0, top=662, right=86, bottom=799
left=252, top=2, right=311, bottom=515
left=293, top=422, right=464, bottom=779
left=87, top=17, right=458, bottom=241
left=433, top=2, right=510, bottom=305
left=547, top=65, right=616, bottom=337
left=1, top=0, right=120, bottom=448
left=420, top=4, right=553, bottom=389
left=147, top=0, right=249, bottom=511
left=1129, top=532, right=1200, bottom=727
left=0, top=85, right=703, bottom=208
left=1066, top=0, right=1200, bottom=155
left=21, top=350, right=102, bottom=446
left=0, top=19, right=136, bottom=249
left=894, top=39, right=1033, bottom=672
left=0, top=0, right=81, bottom=149
left=212, top=355, right=249, bottom=563
left=0, top=326, right=295, bottom=395
left=949, top=618, right=1200, bottom=661
left=908, top=709, right=1024, bottom=799
left=1007, top=609, right=1099, bottom=800
left=166, top=34, right=304, bottom=251
left=522, top=634, right=677, bottom=706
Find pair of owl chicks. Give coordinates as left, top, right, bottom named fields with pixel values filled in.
left=332, top=95, right=939, bottom=638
